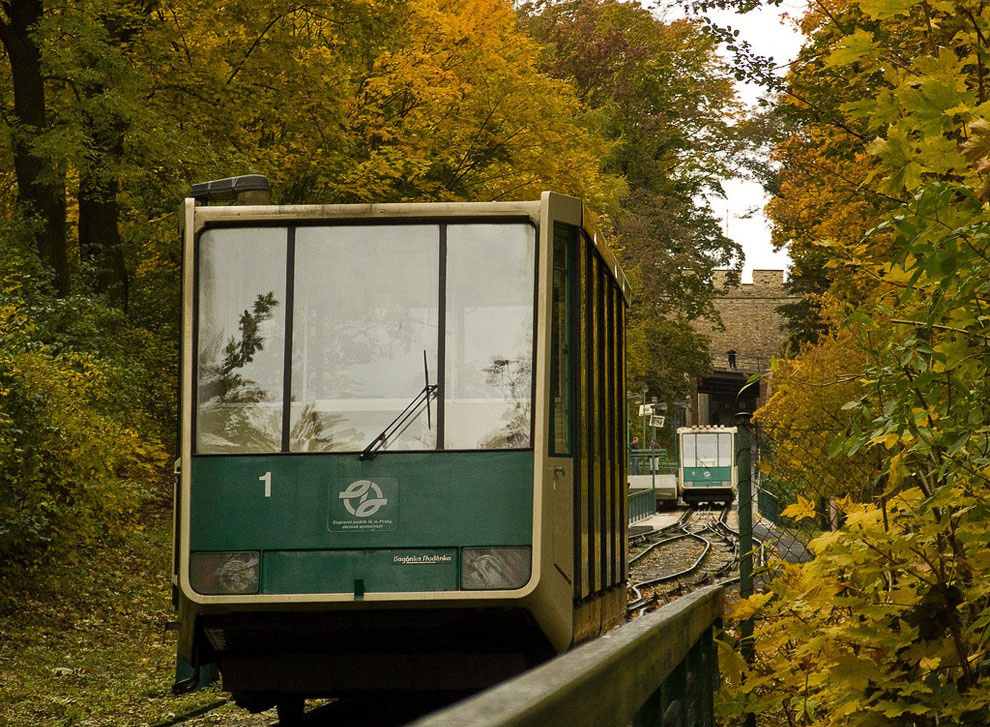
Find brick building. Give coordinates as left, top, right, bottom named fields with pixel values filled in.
left=689, top=270, right=799, bottom=426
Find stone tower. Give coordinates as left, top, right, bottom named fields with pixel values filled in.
left=689, top=270, right=799, bottom=425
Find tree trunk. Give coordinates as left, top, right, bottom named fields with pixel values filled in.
left=78, top=119, right=129, bottom=310
left=75, top=2, right=158, bottom=310
left=0, top=0, right=70, bottom=296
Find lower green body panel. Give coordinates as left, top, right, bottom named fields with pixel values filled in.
left=188, top=450, right=533, bottom=595
left=681, top=465, right=732, bottom=488
left=263, top=548, right=458, bottom=594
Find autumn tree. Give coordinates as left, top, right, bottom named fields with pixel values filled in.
left=520, top=0, right=744, bottom=401
left=752, top=327, right=878, bottom=507
left=0, top=0, right=625, bottom=581
left=750, top=0, right=887, bottom=344
left=0, top=0, right=69, bottom=296
left=132, top=0, right=616, bottom=205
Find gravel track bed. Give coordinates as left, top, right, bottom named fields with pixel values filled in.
left=627, top=506, right=738, bottom=615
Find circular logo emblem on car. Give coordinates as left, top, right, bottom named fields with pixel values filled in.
left=703, top=470, right=712, bottom=479
left=339, top=480, right=388, bottom=518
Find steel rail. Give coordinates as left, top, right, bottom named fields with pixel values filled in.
left=627, top=506, right=694, bottom=549
left=148, top=700, right=231, bottom=727
left=633, top=532, right=712, bottom=590
left=627, top=529, right=714, bottom=612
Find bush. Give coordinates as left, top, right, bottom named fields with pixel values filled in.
left=0, top=282, right=167, bottom=582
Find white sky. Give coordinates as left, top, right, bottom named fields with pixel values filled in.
left=663, top=0, right=808, bottom=282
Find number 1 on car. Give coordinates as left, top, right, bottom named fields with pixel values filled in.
left=259, top=471, right=272, bottom=498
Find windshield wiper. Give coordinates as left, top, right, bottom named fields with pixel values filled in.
left=360, top=351, right=437, bottom=461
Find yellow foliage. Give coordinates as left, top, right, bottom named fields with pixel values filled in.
left=0, top=292, right=166, bottom=575
left=782, top=496, right=818, bottom=522
left=754, top=327, right=877, bottom=504
left=157, top=0, right=619, bottom=207
left=728, top=592, right=775, bottom=621
left=723, top=1, right=990, bottom=723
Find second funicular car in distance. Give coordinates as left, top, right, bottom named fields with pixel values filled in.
left=677, top=426, right=738, bottom=504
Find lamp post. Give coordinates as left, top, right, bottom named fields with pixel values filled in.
left=626, top=390, right=642, bottom=476
left=639, top=387, right=653, bottom=498
left=736, top=414, right=756, bottom=727
left=640, top=385, right=648, bottom=450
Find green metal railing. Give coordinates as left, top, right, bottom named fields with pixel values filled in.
left=409, top=586, right=724, bottom=727
left=628, top=448, right=677, bottom=476
left=628, top=488, right=655, bottom=524
left=628, top=447, right=678, bottom=524
left=757, top=488, right=783, bottom=527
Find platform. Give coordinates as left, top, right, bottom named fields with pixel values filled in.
left=629, top=504, right=740, bottom=534
left=629, top=508, right=683, bottom=533
left=628, top=474, right=677, bottom=502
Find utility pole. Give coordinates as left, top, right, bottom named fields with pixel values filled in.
left=736, top=416, right=756, bottom=727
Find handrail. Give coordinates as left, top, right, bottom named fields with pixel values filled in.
left=630, top=447, right=669, bottom=456
left=408, top=585, right=724, bottom=727
left=710, top=351, right=769, bottom=372
left=628, top=450, right=677, bottom=477
left=628, top=488, right=655, bottom=523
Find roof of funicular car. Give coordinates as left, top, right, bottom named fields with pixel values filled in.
left=181, top=193, right=631, bottom=302
left=677, top=426, right=739, bottom=434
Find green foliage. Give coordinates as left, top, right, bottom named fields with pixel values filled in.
left=723, top=0, right=990, bottom=723
left=626, top=308, right=712, bottom=401
left=0, top=256, right=166, bottom=579
left=842, top=185, right=990, bottom=499
left=522, top=0, right=743, bottom=318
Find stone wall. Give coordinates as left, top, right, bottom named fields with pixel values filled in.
left=693, top=269, right=800, bottom=372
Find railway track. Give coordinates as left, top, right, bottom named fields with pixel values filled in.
left=626, top=505, right=746, bottom=616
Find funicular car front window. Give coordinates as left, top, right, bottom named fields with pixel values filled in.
left=682, top=433, right=696, bottom=467
left=695, top=434, right=719, bottom=467
left=289, top=225, right=439, bottom=453
left=718, top=433, right=733, bottom=466
left=195, top=228, right=287, bottom=454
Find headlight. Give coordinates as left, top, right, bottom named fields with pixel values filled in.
left=189, top=551, right=259, bottom=595
left=461, top=547, right=531, bottom=590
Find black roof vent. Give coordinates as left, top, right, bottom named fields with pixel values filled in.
left=191, top=175, right=271, bottom=205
